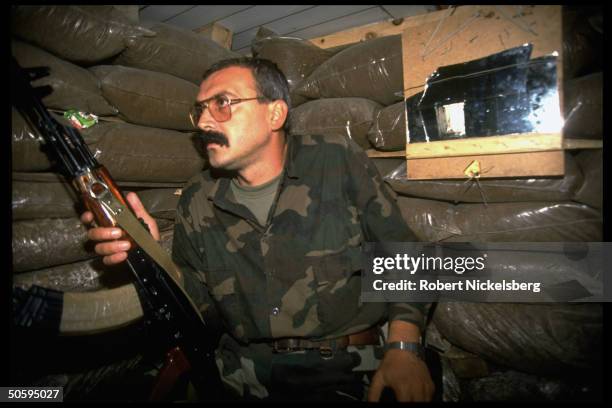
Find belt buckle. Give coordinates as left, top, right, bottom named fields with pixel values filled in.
left=319, top=345, right=333, bottom=360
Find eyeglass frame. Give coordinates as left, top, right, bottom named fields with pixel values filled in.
left=189, top=93, right=268, bottom=127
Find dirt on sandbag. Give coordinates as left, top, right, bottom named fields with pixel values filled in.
left=294, top=35, right=403, bottom=106
left=563, top=72, right=602, bottom=140
left=114, top=22, right=239, bottom=85
left=289, top=98, right=382, bottom=149
left=573, top=149, right=602, bottom=209
left=386, top=153, right=583, bottom=203
left=11, top=5, right=154, bottom=64
left=367, top=101, right=406, bottom=151
left=433, top=302, right=602, bottom=376
left=13, top=217, right=96, bottom=273
left=83, top=121, right=206, bottom=183
left=90, top=65, right=198, bottom=130
left=397, top=197, right=602, bottom=242
left=12, top=40, right=118, bottom=115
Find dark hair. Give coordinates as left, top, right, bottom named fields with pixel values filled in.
left=202, top=57, right=291, bottom=131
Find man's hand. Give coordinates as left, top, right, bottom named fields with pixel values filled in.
left=80, top=192, right=159, bottom=265
left=367, top=348, right=434, bottom=402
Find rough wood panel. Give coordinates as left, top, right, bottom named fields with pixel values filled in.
left=407, top=150, right=565, bottom=180
left=401, top=5, right=563, bottom=99
left=310, top=7, right=448, bottom=48
left=139, top=5, right=196, bottom=22
left=164, top=5, right=253, bottom=30
left=218, top=5, right=315, bottom=35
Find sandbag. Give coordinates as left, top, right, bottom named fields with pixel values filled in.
left=12, top=40, right=118, bottom=115
left=12, top=178, right=79, bottom=220
left=397, top=197, right=602, bottom=242
left=294, top=35, right=403, bottom=106
left=386, top=153, right=582, bottom=203
left=573, top=149, right=602, bottom=209
left=289, top=98, right=382, bottom=149
left=433, top=302, right=602, bottom=375
left=84, top=122, right=206, bottom=182
left=13, top=217, right=95, bottom=273
left=90, top=65, right=198, bottom=130
left=563, top=6, right=603, bottom=80
left=251, top=35, right=334, bottom=106
left=114, top=22, right=239, bottom=85
left=563, top=72, right=602, bottom=140
left=11, top=108, right=53, bottom=172
left=367, top=101, right=406, bottom=151
left=136, top=188, right=180, bottom=221
left=371, top=158, right=406, bottom=179
left=11, top=5, right=154, bottom=64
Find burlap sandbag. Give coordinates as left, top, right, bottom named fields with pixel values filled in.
left=12, top=40, right=117, bottom=115
left=114, top=22, right=239, bottom=85
left=294, top=35, right=403, bottom=106
left=387, top=153, right=582, bottom=203
left=563, top=72, right=602, bottom=140
left=289, top=98, right=382, bottom=149
left=11, top=108, right=53, bottom=172
left=11, top=5, right=154, bottom=64
left=251, top=35, right=334, bottom=106
left=397, top=197, right=602, bottom=242
left=84, top=122, right=206, bottom=182
left=433, top=302, right=602, bottom=375
left=13, top=217, right=95, bottom=273
left=136, top=188, right=180, bottom=221
left=563, top=6, right=603, bottom=80
left=367, top=101, right=406, bottom=151
left=573, top=149, right=602, bottom=209
left=90, top=65, right=198, bottom=130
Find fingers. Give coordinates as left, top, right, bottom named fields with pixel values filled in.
left=367, top=374, right=384, bottom=402
left=87, top=227, right=123, bottom=242
left=102, top=251, right=128, bottom=266
left=80, top=211, right=94, bottom=225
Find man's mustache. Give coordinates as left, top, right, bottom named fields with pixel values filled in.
left=198, top=130, right=229, bottom=147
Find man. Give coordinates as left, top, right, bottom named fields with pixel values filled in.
left=82, top=58, right=433, bottom=401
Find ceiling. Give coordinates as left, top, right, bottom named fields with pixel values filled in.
left=138, top=5, right=438, bottom=54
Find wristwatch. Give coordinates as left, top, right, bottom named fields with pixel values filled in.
left=384, top=341, right=425, bottom=360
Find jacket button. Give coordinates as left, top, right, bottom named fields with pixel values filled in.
left=271, top=307, right=280, bottom=316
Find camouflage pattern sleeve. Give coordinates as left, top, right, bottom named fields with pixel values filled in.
left=172, top=191, right=216, bottom=320
left=344, top=139, right=429, bottom=332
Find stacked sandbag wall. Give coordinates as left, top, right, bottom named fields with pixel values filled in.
left=10, top=5, right=215, bottom=399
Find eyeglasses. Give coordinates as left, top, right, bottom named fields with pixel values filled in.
left=189, top=94, right=266, bottom=127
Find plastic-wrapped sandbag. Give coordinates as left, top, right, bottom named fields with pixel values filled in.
left=84, top=122, right=206, bottom=182
left=367, top=101, right=406, bottom=151
left=294, top=35, right=403, bottom=106
left=90, top=65, right=198, bottom=130
left=563, top=72, right=602, bottom=139
left=371, top=158, right=406, bottom=179
left=12, top=40, right=118, bottom=115
left=563, top=7, right=603, bottom=80
left=396, top=197, right=602, bottom=242
left=573, top=149, right=602, bottom=209
left=11, top=6, right=154, bottom=64
left=289, top=98, right=382, bottom=149
left=433, top=302, right=602, bottom=375
left=136, top=188, right=181, bottom=221
left=11, top=108, right=53, bottom=172
left=114, top=22, right=239, bottom=85
left=12, top=178, right=79, bottom=220
left=13, top=217, right=95, bottom=273
left=251, top=35, right=334, bottom=107
left=386, top=153, right=582, bottom=203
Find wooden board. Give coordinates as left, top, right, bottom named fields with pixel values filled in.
left=406, top=150, right=565, bottom=180
left=194, top=22, right=233, bottom=49
left=401, top=5, right=563, bottom=100
left=310, top=8, right=451, bottom=49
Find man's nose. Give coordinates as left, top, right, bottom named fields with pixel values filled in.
left=197, top=105, right=217, bottom=129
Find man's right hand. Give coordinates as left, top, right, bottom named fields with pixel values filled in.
left=80, top=192, right=160, bottom=266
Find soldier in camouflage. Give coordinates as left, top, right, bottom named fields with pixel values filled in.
left=82, top=58, right=434, bottom=401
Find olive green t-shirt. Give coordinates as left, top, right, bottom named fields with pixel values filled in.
left=230, top=174, right=282, bottom=227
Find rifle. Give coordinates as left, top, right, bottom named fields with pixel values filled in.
left=11, top=57, right=225, bottom=401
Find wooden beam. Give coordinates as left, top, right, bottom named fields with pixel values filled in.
left=405, top=133, right=563, bottom=159
left=194, top=22, right=233, bottom=49
left=407, top=150, right=565, bottom=180
left=309, top=8, right=450, bottom=49
left=562, top=139, right=603, bottom=150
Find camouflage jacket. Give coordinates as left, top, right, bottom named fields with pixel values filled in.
left=172, top=134, right=427, bottom=344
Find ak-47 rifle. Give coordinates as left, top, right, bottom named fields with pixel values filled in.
left=11, top=57, right=225, bottom=401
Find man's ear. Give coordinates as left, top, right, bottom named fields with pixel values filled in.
left=268, top=100, right=289, bottom=132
